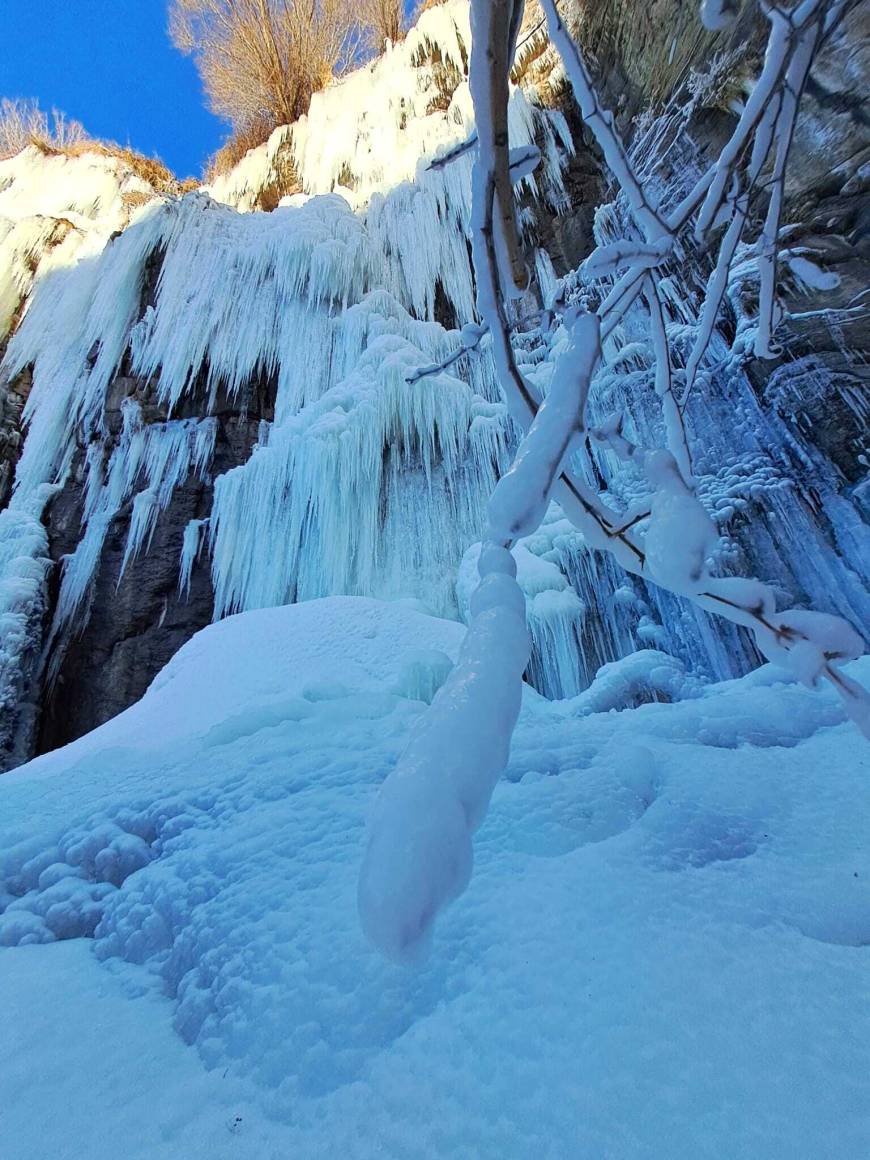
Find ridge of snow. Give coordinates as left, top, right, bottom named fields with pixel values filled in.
left=0, top=145, right=164, bottom=346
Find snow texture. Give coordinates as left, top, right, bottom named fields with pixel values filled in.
left=2, top=597, right=868, bottom=1159
left=0, top=0, right=867, bottom=765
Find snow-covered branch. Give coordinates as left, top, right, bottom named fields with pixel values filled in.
left=539, top=0, right=669, bottom=243
left=405, top=323, right=488, bottom=384
left=359, top=0, right=869, bottom=962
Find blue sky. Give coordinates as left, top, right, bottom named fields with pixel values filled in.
left=1, top=1, right=228, bottom=177
left=2, top=2, right=422, bottom=179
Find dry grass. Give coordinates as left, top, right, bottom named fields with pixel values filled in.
left=27, top=136, right=184, bottom=195
left=0, top=98, right=87, bottom=161
left=170, top=0, right=361, bottom=139
left=0, top=98, right=199, bottom=195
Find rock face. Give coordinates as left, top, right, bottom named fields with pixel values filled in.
left=0, top=0, right=868, bottom=767
left=0, top=366, right=30, bottom=511
left=37, top=356, right=276, bottom=751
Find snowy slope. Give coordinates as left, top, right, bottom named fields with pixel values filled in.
left=0, top=144, right=164, bottom=345
left=2, top=599, right=868, bottom=1159
left=2, top=0, right=868, bottom=776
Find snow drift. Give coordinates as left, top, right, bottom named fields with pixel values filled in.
left=1, top=597, right=868, bottom=1158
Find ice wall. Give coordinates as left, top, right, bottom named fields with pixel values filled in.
left=0, top=0, right=867, bottom=761
left=0, top=3, right=578, bottom=762
left=0, top=145, right=170, bottom=761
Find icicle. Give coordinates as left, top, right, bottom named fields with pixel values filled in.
left=179, top=518, right=208, bottom=599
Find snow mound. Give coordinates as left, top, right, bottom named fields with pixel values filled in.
left=1, top=597, right=868, bottom=1158
left=0, top=144, right=163, bottom=345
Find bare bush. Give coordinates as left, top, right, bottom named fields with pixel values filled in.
left=0, top=98, right=87, bottom=161
left=360, top=0, right=405, bottom=52
left=204, top=116, right=277, bottom=179
left=169, top=0, right=365, bottom=134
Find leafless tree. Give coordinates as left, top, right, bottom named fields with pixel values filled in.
left=360, top=0, right=405, bottom=52
left=168, top=0, right=365, bottom=134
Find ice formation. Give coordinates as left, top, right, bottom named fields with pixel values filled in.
left=0, top=145, right=170, bottom=760
left=0, top=144, right=163, bottom=347
left=0, top=1, right=576, bottom=756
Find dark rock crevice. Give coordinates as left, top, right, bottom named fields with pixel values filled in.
left=35, top=375, right=273, bottom=756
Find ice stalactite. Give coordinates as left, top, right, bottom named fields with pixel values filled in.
left=0, top=146, right=170, bottom=765
left=46, top=403, right=217, bottom=657
left=523, top=124, right=870, bottom=686
left=0, top=143, right=165, bottom=350
left=210, top=332, right=508, bottom=618
left=0, top=501, right=52, bottom=766
left=458, top=533, right=586, bottom=700
left=179, top=518, right=208, bottom=600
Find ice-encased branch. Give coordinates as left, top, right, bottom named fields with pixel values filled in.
left=754, top=14, right=822, bottom=357
left=539, top=0, right=669, bottom=243
left=360, top=0, right=870, bottom=964
left=357, top=542, right=530, bottom=962
left=489, top=309, right=602, bottom=541
left=358, top=309, right=603, bottom=962
left=359, top=2, right=609, bottom=964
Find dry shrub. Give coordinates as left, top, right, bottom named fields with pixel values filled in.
left=121, top=189, right=160, bottom=211
left=360, top=0, right=405, bottom=53
left=169, top=0, right=364, bottom=135
left=204, top=117, right=278, bottom=181
left=28, top=136, right=180, bottom=195
left=0, top=98, right=87, bottom=160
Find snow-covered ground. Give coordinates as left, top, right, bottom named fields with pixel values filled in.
left=1, top=597, right=867, bottom=1159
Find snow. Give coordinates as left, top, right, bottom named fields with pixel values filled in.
left=2, top=597, right=869, bottom=1158
left=204, top=125, right=292, bottom=213
left=643, top=449, right=719, bottom=593
left=0, top=0, right=867, bottom=772
left=488, top=309, right=600, bottom=542
left=700, top=0, right=738, bottom=31
left=786, top=252, right=842, bottom=292
left=0, top=144, right=163, bottom=347
left=459, top=532, right=586, bottom=699
left=0, top=941, right=272, bottom=1160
